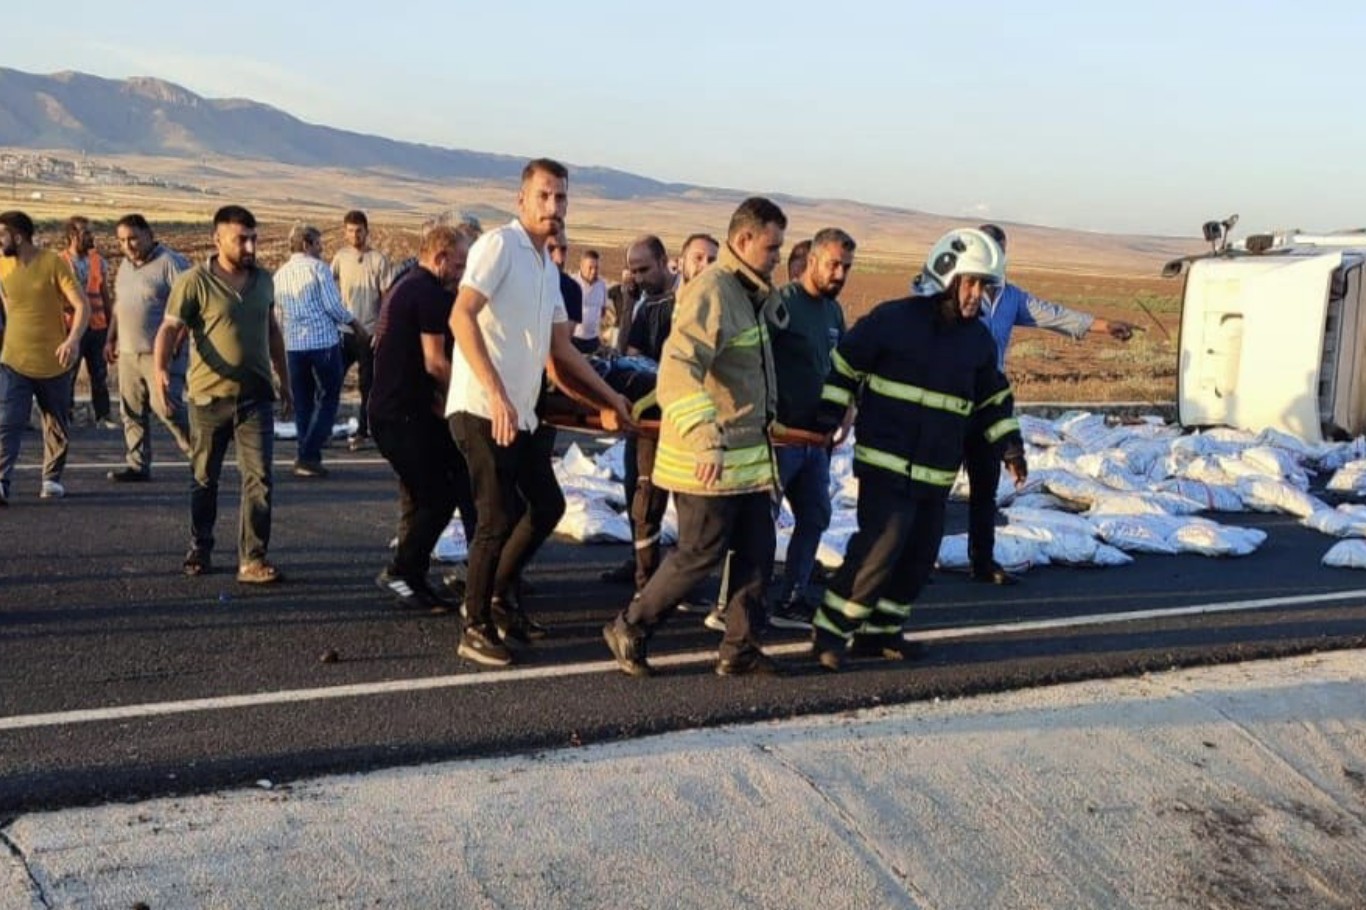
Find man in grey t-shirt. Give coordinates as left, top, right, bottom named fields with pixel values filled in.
left=106, top=214, right=192, bottom=481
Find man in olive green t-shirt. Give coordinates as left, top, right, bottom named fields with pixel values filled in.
left=154, top=205, right=292, bottom=583
left=0, top=210, right=89, bottom=504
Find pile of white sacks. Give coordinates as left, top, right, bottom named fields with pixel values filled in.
left=432, top=411, right=1366, bottom=571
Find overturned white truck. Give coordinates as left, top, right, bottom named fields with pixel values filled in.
left=1165, top=219, right=1366, bottom=445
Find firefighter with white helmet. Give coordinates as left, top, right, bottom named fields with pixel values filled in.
left=810, top=227, right=1027, bottom=671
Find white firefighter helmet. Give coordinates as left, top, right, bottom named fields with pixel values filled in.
left=919, top=228, right=1005, bottom=293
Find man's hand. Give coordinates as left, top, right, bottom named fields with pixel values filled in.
left=598, top=393, right=636, bottom=433
left=104, top=339, right=118, bottom=364
left=1107, top=320, right=1135, bottom=342
left=1004, top=452, right=1029, bottom=488
left=490, top=391, right=519, bottom=447
left=54, top=338, right=78, bottom=370
left=277, top=385, right=294, bottom=421
left=694, top=450, right=724, bottom=488
left=154, top=368, right=171, bottom=414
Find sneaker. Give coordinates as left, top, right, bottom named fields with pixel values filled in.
left=95, top=417, right=121, bottom=430
left=602, top=616, right=654, bottom=677
left=107, top=467, right=151, bottom=483
left=292, top=461, right=329, bottom=479
left=236, top=560, right=283, bottom=584
left=492, top=600, right=547, bottom=647
left=703, top=605, right=727, bottom=633
left=182, top=547, right=211, bottom=576
left=376, top=570, right=451, bottom=614
left=457, top=624, right=513, bottom=668
left=849, top=634, right=927, bottom=662
left=40, top=480, right=65, bottom=499
left=769, top=597, right=816, bottom=631
left=439, top=570, right=467, bottom=604
left=346, top=434, right=370, bottom=452
left=715, top=650, right=785, bottom=677
left=599, top=558, right=635, bottom=584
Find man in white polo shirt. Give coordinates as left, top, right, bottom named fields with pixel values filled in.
left=447, top=157, right=633, bottom=668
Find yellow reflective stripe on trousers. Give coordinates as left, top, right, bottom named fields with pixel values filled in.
left=876, top=598, right=912, bottom=620
left=813, top=611, right=852, bottom=640
left=831, top=349, right=864, bottom=381
left=821, top=384, right=853, bottom=406
left=858, top=622, right=904, bottom=636
left=821, top=590, right=873, bottom=621
left=853, top=445, right=957, bottom=487
left=975, top=387, right=1013, bottom=411
left=985, top=416, right=1021, bottom=443
left=866, top=375, right=972, bottom=416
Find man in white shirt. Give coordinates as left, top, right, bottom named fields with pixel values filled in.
left=446, top=157, right=633, bottom=668
left=571, top=249, right=608, bottom=353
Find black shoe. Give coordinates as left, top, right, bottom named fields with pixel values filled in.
left=439, top=570, right=467, bottom=604
left=376, top=570, right=451, bottom=614
left=493, top=601, right=547, bottom=647
left=715, top=650, right=785, bottom=677
left=107, top=467, right=151, bottom=483
left=602, top=616, right=654, bottom=677
left=293, top=461, right=329, bottom=479
left=183, top=547, right=211, bottom=576
left=769, top=597, right=816, bottom=631
left=600, top=558, right=636, bottom=584
left=970, top=562, right=1019, bottom=586
left=346, top=434, right=370, bottom=452
left=457, top=624, right=513, bottom=667
left=849, top=634, right=927, bottom=662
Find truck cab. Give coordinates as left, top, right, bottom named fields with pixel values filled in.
left=1168, top=228, right=1366, bottom=444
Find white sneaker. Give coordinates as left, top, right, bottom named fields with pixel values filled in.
left=95, top=418, right=121, bottom=430
left=40, top=480, right=65, bottom=499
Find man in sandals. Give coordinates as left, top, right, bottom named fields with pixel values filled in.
left=155, top=205, right=292, bottom=584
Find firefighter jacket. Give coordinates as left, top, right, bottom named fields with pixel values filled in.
left=653, top=243, right=781, bottom=496
left=817, top=294, right=1022, bottom=498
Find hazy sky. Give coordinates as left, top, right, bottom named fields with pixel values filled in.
left=6, top=0, right=1363, bottom=237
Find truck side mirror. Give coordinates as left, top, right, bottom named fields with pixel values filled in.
left=1162, top=260, right=1185, bottom=278
left=1202, top=221, right=1224, bottom=243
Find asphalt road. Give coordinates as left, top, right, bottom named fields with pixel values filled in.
left=2, top=421, right=1365, bottom=814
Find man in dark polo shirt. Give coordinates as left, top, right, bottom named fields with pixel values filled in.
left=766, top=227, right=854, bottom=628
left=369, top=224, right=478, bottom=611
left=154, top=205, right=292, bottom=583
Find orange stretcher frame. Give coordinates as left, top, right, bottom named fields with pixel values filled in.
left=545, top=411, right=831, bottom=448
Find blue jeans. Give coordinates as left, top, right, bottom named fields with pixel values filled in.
left=288, top=344, right=343, bottom=465
left=775, top=444, right=833, bottom=603
left=0, top=364, right=71, bottom=493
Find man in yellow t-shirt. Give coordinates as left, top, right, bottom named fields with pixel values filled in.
left=0, top=210, right=89, bottom=504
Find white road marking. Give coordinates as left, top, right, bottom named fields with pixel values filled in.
left=2, top=588, right=1363, bottom=732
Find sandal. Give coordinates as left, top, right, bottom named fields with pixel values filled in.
left=237, top=560, right=283, bottom=584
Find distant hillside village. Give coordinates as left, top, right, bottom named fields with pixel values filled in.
left=0, top=151, right=211, bottom=195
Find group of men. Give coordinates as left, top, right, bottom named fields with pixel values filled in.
left=0, top=154, right=1133, bottom=674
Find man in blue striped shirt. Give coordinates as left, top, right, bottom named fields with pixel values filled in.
left=273, top=224, right=364, bottom=477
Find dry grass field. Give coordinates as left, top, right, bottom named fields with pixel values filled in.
left=8, top=150, right=1195, bottom=404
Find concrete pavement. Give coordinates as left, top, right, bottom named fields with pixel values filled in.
left=4, top=650, right=1365, bottom=909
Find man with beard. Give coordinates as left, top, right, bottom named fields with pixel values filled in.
left=331, top=210, right=394, bottom=450
left=155, top=205, right=292, bottom=583
left=599, top=231, right=718, bottom=587
left=810, top=228, right=1026, bottom=671
left=370, top=224, right=477, bottom=612
left=601, top=198, right=788, bottom=678
left=106, top=214, right=193, bottom=482
left=447, top=158, right=633, bottom=667
left=59, top=216, right=115, bottom=429
left=0, top=210, right=89, bottom=504
left=765, top=227, right=855, bottom=629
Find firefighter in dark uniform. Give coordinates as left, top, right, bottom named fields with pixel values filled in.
left=811, top=228, right=1028, bottom=671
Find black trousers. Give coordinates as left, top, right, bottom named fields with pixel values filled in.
left=373, top=414, right=477, bottom=579
left=627, top=435, right=670, bottom=591
left=341, top=332, right=374, bottom=437
left=450, top=413, right=565, bottom=626
left=626, top=491, right=773, bottom=662
left=964, top=430, right=1001, bottom=572
left=813, top=474, right=945, bottom=648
